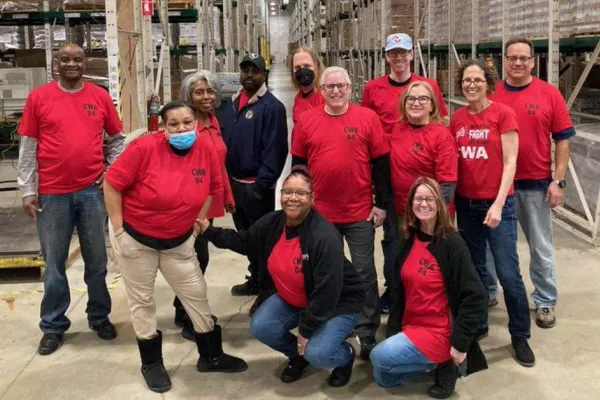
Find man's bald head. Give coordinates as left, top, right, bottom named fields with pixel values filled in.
left=55, top=43, right=86, bottom=83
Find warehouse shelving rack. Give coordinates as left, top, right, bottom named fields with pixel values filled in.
left=0, top=0, right=271, bottom=131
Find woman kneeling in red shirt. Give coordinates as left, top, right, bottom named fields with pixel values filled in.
left=370, top=177, right=487, bottom=399
left=104, top=101, right=246, bottom=394
left=197, top=166, right=366, bottom=388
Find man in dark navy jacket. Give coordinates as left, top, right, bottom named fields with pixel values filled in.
left=222, top=54, right=288, bottom=303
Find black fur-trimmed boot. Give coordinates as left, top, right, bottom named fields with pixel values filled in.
left=194, top=324, right=248, bottom=373
left=428, top=361, right=459, bottom=399
left=136, top=331, right=172, bottom=393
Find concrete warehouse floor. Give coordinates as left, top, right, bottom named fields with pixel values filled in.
left=1, top=64, right=600, bottom=400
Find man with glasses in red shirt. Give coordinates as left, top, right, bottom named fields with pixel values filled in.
left=488, top=37, right=576, bottom=329
left=361, top=33, right=448, bottom=314
left=291, top=66, right=391, bottom=360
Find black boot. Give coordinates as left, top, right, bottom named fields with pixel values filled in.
left=182, top=314, right=218, bottom=342
left=195, top=324, right=248, bottom=373
left=428, top=361, right=458, bottom=399
left=280, top=355, right=309, bottom=383
left=328, top=343, right=356, bottom=387
left=137, top=331, right=172, bottom=393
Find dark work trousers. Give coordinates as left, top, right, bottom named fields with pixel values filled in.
left=173, top=218, right=213, bottom=314
left=334, top=220, right=380, bottom=337
left=231, top=179, right=276, bottom=284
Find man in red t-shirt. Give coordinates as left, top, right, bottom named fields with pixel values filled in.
left=488, top=37, right=576, bottom=329
left=361, top=33, right=449, bottom=314
left=291, top=66, right=391, bottom=361
left=17, top=44, right=123, bottom=355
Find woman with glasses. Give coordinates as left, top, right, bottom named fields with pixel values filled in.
left=450, top=59, right=535, bottom=367
left=196, top=165, right=366, bottom=388
left=370, top=177, right=487, bottom=399
left=104, top=101, right=247, bottom=394
left=290, top=47, right=325, bottom=124
left=171, top=70, right=235, bottom=340
left=389, top=81, right=457, bottom=237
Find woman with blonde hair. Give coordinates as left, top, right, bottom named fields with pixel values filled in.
left=290, top=47, right=325, bottom=124
left=370, top=177, right=487, bottom=399
left=382, top=81, right=458, bottom=309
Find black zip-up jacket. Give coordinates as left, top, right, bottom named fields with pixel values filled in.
left=388, top=229, right=488, bottom=375
left=203, top=209, right=367, bottom=338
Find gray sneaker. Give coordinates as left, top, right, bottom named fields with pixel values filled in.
left=535, top=307, right=556, bottom=328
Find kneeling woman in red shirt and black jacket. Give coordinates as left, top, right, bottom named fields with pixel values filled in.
left=197, top=166, right=366, bottom=387
left=370, top=177, right=487, bottom=399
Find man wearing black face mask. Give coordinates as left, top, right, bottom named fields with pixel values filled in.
left=290, top=48, right=324, bottom=125
left=221, top=54, right=289, bottom=308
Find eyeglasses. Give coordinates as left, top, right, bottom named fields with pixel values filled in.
left=413, top=196, right=436, bottom=205
left=320, top=83, right=351, bottom=92
left=505, top=55, right=533, bottom=63
left=387, top=49, right=411, bottom=58
left=281, top=189, right=312, bottom=200
left=405, top=95, right=431, bottom=105
left=462, top=78, right=486, bottom=86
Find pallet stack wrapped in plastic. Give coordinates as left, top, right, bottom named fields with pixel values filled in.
left=383, top=0, right=415, bottom=39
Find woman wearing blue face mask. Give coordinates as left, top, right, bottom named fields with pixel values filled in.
left=103, top=101, right=247, bottom=394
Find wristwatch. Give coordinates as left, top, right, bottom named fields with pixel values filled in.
left=553, top=179, right=567, bottom=189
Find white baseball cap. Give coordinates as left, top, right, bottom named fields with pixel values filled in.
left=385, top=33, right=413, bottom=52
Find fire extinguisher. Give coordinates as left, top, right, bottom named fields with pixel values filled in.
left=147, top=93, right=160, bottom=132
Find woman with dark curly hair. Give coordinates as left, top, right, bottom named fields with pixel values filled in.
left=450, top=59, right=535, bottom=367
left=370, top=177, right=487, bottom=399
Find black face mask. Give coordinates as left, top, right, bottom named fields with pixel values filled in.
left=295, top=68, right=315, bottom=87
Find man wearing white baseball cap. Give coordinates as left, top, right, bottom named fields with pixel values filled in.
left=361, top=33, right=449, bottom=315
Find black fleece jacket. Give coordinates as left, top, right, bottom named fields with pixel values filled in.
left=388, top=229, right=488, bottom=375
left=203, top=209, right=366, bottom=338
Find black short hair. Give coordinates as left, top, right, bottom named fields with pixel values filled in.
left=284, top=165, right=313, bottom=191
left=505, top=37, right=535, bottom=57
left=456, top=59, right=499, bottom=95
left=159, top=100, right=195, bottom=122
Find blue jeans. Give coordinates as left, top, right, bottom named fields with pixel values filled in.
left=485, top=245, right=498, bottom=300
left=250, top=293, right=359, bottom=369
left=37, top=185, right=111, bottom=334
left=382, top=202, right=400, bottom=287
left=370, top=333, right=436, bottom=387
left=456, top=195, right=530, bottom=339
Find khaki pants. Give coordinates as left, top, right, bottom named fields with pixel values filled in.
left=112, top=228, right=214, bottom=339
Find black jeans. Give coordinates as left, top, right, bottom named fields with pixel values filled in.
left=230, top=180, right=275, bottom=283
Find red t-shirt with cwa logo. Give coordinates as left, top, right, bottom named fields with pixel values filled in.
left=267, top=230, right=307, bottom=308
left=291, top=104, right=390, bottom=224
left=105, top=132, right=223, bottom=239
left=450, top=102, right=519, bottom=199
left=390, top=121, right=457, bottom=215
left=361, top=74, right=449, bottom=136
left=17, top=81, right=123, bottom=194
left=401, top=236, right=452, bottom=364
left=292, top=89, right=325, bottom=124
left=490, top=77, right=574, bottom=181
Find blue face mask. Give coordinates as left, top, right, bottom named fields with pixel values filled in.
left=167, top=130, right=196, bottom=150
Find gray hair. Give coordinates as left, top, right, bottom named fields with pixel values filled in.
left=320, top=66, right=352, bottom=86
left=180, top=70, right=222, bottom=107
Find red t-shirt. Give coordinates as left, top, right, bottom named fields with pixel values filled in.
left=291, top=104, right=390, bottom=224
left=105, top=132, right=223, bottom=239
left=490, top=77, right=574, bottom=181
left=401, top=236, right=452, bottom=364
left=390, top=122, right=458, bottom=215
left=292, top=89, right=325, bottom=124
left=267, top=230, right=307, bottom=308
left=238, top=90, right=250, bottom=111
left=361, top=74, right=449, bottom=136
left=17, top=81, right=123, bottom=194
left=196, top=114, right=233, bottom=219
left=450, top=102, right=519, bottom=199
